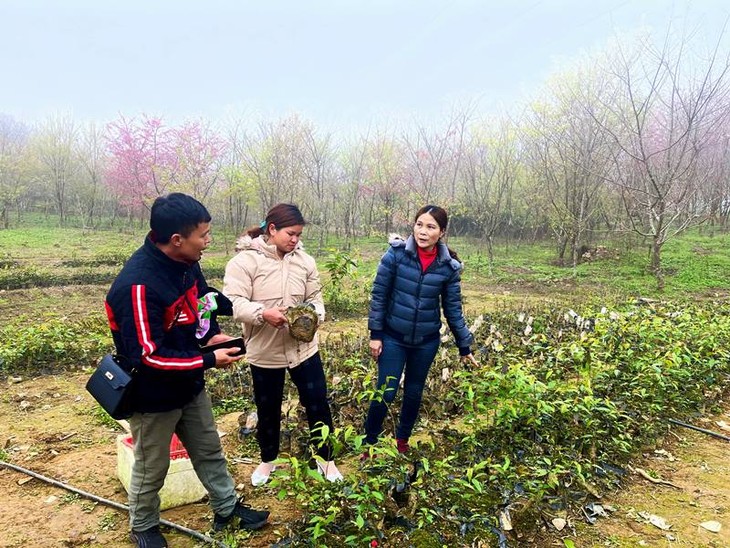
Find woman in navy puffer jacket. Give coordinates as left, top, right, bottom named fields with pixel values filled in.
left=364, top=205, right=478, bottom=454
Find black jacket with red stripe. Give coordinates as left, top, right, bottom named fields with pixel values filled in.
left=105, top=235, right=229, bottom=413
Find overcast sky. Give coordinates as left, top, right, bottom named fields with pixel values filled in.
left=1, top=0, right=728, bottom=131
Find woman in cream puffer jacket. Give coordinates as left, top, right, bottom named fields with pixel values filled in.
left=223, top=203, right=342, bottom=486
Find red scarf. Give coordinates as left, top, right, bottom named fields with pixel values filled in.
left=417, top=246, right=438, bottom=272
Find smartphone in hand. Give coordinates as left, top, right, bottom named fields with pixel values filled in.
left=200, top=337, right=246, bottom=356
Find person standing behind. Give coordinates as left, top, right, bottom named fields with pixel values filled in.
left=105, top=193, right=270, bottom=548
left=223, top=203, right=343, bottom=486
left=365, top=205, right=478, bottom=454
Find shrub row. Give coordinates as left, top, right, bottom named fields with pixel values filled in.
left=4, top=298, right=729, bottom=546
left=0, top=313, right=112, bottom=375
left=0, top=266, right=119, bottom=290
left=262, top=300, right=730, bottom=546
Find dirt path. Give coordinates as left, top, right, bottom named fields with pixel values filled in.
left=2, top=372, right=729, bottom=547
left=0, top=372, right=284, bottom=548
left=577, top=419, right=730, bottom=547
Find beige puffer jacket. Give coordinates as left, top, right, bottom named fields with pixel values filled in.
left=222, top=235, right=324, bottom=368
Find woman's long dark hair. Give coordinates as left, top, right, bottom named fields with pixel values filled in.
left=246, top=203, right=306, bottom=238
left=414, top=205, right=460, bottom=262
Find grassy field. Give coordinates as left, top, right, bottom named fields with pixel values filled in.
left=1, top=222, right=729, bottom=296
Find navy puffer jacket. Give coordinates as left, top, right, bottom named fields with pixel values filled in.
left=368, top=236, right=473, bottom=353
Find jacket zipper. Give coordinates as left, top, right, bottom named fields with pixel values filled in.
left=410, top=251, right=442, bottom=343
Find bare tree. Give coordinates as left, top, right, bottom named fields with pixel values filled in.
left=525, top=64, right=615, bottom=270
left=457, top=117, right=519, bottom=273
left=401, top=105, right=474, bottom=205
left=695, top=119, right=730, bottom=233
left=74, top=122, right=107, bottom=229
left=335, top=136, right=368, bottom=241
left=0, top=115, right=30, bottom=228
left=239, top=115, right=308, bottom=213
left=220, top=117, right=256, bottom=236
left=361, top=129, right=409, bottom=236
left=297, top=124, right=336, bottom=251
left=32, top=115, right=78, bottom=225
left=586, top=27, right=730, bottom=289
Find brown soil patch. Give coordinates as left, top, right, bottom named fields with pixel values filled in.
left=0, top=373, right=294, bottom=547
left=575, top=421, right=730, bottom=547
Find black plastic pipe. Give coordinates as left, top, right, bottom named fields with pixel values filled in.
left=0, top=460, right=226, bottom=547
left=668, top=418, right=730, bottom=442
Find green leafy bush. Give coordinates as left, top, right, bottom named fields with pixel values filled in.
left=0, top=313, right=112, bottom=374
left=261, top=300, right=730, bottom=546
left=0, top=265, right=118, bottom=289
left=322, top=249, right=370, bottom=316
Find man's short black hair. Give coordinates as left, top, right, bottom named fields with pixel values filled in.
left=150, top=193, right=212, bottom=244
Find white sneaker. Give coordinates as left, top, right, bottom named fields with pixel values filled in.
left=316, top=460, right=344, bottom=482
left=251, top=461, right=276, bottom=486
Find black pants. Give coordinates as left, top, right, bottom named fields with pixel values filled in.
left=251, top=352, right=334, bottom=461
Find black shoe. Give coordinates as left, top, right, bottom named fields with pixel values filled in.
left=130, top=525, right=168, bottom=548
left=213, top=500, right=270, bottom=531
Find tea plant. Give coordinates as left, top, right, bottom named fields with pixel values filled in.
left=0, top=313, right=111, bottom=374
left=322, top=249, right=370, bottom=316
left=265, top=299, right=730, bottom=545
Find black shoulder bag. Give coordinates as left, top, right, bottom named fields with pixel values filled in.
left=85, top=354, right=135, bottom=419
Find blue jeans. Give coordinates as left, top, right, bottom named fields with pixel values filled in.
left=364, top=333, right=440, bottom=444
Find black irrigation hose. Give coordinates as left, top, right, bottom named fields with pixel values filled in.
left=668, top=418, right=730, bottom=442
left=0, top=460, right=226, bottom=547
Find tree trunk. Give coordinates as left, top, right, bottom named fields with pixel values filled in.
left=486, top=234, right=495, bottom=276
left=651, top=237, right=664, bottom=291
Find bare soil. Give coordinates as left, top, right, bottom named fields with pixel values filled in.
left=573, top=424, right=730, bottom=548
left=2, top=372, right=730, bottom=548
left=0, top=372, right=294, bottom=548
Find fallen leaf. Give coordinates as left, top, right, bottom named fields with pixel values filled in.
left=632, top=466, right=681, bottom=489
left=498, top=509, right=513, bottom=531
left=699, top=520, right=721, bottom=533
left=653, top=449, right=676, bottom=461
left=638, top=511, right=671, bottom=530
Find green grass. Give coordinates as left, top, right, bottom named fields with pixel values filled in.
left=453, top=229, right=730, bottom=298
left=2, top=222, right=730, bottom=298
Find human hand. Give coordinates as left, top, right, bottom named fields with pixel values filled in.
left=369, top=340, right=383, bottom=360
left=207, top=333, right=234, bottom=345
left=262, top=306, right=289, bottom=329
left=461, top=353, right=479, bottom=367
left=214, top=347, right=243, bottom=369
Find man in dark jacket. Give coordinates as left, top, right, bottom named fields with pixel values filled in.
left=105, top=193, right=269, bottom=548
